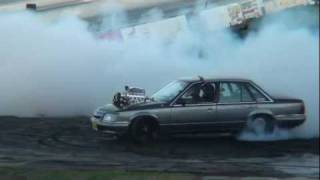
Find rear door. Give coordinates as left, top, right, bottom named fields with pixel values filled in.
left=216, top=82, right=256, bottom=130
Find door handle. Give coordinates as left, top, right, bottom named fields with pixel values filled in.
left=207, top=108, right=213, bottom=111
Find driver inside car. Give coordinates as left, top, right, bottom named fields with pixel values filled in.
left=201, top=83, right=215, bottom=102
left=188, top=83, right=215, bottom=104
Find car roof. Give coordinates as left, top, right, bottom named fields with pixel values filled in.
left=178, top=76, right=253, bottom=83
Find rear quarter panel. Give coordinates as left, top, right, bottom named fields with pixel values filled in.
left=256, top=101, right=303, bottom=116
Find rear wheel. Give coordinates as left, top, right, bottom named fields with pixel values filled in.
left=131, top=119, right=158, bottom=144
left=248, top=116, right=275, bottom=134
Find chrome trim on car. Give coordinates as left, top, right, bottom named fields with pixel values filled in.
left=160, top=121, right=246, bottom=126
left=275, top=114, right=306, bottom=121
left=104, top=122, right=129, bottom=127
left=101, top=130, right=118, bottom=134
left=217, top=101, right=257, bottom=105
left=173, top=103, right=217, bottom=107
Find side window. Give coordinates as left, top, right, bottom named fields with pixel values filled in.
left=179, top=82, right=216, bottom=104
left=241, top=84, right=255, bottom=102
left=247, top=84, right=268, bottom=102
left=219, top=82, right=256, bottom=103
left=180, top=83, right=201, bottom=104
left=219, top=82, right=241, bottom=103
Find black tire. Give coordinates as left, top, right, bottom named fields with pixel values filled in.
left=131, top=119, right=158, bottom=144
left=248, top=115, right=275, bottom=134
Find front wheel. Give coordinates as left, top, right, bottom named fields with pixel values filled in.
left=131, top=120, right=158, bottom=144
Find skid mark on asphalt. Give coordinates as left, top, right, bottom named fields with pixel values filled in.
left=0, top=117, right=318, bottom=178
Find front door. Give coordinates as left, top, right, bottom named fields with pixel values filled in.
left=168, top=82, right=217, bottom=133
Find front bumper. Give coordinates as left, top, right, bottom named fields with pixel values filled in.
left=91, top=117, right=129, bottom=135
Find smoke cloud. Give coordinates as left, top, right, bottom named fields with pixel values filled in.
left=0, top=6, right=318, bottom=139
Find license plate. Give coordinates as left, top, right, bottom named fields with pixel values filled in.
left=92, top=122, right=98, bottom=130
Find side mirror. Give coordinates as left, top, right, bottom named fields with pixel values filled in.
left=176, top=98, right=186, bottom=106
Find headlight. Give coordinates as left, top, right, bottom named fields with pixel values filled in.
left=102, top=114, right=116, bottom=122
left=93, top=107, right=107, bottom=118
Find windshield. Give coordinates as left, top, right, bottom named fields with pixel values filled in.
left=151, top=80, right=188, bottom=102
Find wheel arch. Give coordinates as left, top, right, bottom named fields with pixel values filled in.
left=129, top=113, right=160, bottom=130
left=248, top=110, right=276, bottom=121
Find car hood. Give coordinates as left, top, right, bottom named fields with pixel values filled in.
left=93, top=104, right=120, bottom=118
left=122, top=101, right=165, bottom=111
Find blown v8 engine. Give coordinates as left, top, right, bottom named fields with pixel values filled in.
left=113, top=86, right=146, bottom=108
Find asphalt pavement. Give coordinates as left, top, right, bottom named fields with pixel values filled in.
left=0, top=117, right=318, bottom=178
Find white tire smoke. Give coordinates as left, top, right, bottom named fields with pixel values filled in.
left=0, top=8, right=318, bottom=139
